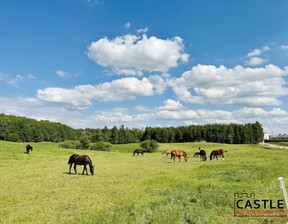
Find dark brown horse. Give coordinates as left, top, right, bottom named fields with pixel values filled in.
left=68, top=154, right=94, bottom=175
left=162, top=150, right=171, bottom=156
left=171, top=150, right=188, bottom=162
left=133, top=149, right=144, bottom=156
left=209, top=149, right=227, bottom=161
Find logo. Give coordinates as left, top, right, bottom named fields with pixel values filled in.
left=234, top=193, right=286, bottom=217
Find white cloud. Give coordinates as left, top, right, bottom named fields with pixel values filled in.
left=37, top=87, right=93, bottom=111
left=233, top=107, right=287, bottom=118
left=281, top=45, right=288, bottom=50
left=7, top=74, right=24, bottom=87
left=157, top=99, right=184, bottom=111
left=169, top=64, right=288, bottom=107
left=137, top=27, right=149, bottom=33
left=247, top=46, right=270, bottom=57
left=147, top=75, right=166, bottom=94
left=28, top=74, right=36, bottom=79
left=87, top=34, right=189, bottom=75
left=37, top=77, right=159, bottom=110
left=244, top=57, right=267, bottom=66
left=86, top=0, right=103, bottom=7
left=56, top=70, right=78, bottom=78
left=124, top=22, right=130, bottom=29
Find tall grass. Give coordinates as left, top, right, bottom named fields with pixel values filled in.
left=0, top=141, right=287, bottom=223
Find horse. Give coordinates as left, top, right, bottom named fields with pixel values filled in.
left=162, top=150, right=171, bottom=156
left=133, top=149, right=145, bottom=156
left=194, top=152, right=201, bottom=157
left=26, top=144, right=33, bottom=154
left=199, top=149, right=207, bottom=161
left=171, top=150, right=188, bottom=163
left=209, top=149, right=227, bottom=161
left=68, top=154, right=94, bottom=175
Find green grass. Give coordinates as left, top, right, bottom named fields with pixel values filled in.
left=0, top=141, right=287, bottom=223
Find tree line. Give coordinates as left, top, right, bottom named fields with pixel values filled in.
left=0, top=113, right=263, bottom=144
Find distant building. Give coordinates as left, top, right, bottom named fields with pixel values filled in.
left=269, top=134, right=288, bottom=141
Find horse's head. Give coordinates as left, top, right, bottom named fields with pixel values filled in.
left=184, top=155, right=188, bottom=162
left=90, top=165, right=95, bottom=176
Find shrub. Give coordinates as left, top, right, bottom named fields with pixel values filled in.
left=140, top=140, right=159, bottom=153
left=59, top=140, right=81, bottom=149
left=91, top=141, right=113, bottom=151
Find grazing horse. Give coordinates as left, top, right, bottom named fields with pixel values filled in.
left=199, top=149, right=207, bottom=161
left=162, top=150, right=171, bottom=156
left=133, top=149, right=145, bottom=156
left=194, top=152, right=201, bottom=158
left=68, top=154, right=94, bottom=175
left=26, top=144, right=33, bottom=154
left=171, top=150, right=188, bottom=163
left=209, top=149, right=227, bottom=161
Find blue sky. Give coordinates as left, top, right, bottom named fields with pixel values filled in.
left=1, top=0, right=288, bottom=134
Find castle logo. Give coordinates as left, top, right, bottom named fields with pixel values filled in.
left=234, top=193, right=286, bottom=217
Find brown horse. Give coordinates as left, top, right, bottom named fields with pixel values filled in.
left=68, top=154, right=94, bottom=175
left=171, top=150, right=188, bottom=162
left=209, top=149, right=227, bottom=161
left=162, top=150, right=171, bottom=156
left=133, top=149, right=145, bottom=156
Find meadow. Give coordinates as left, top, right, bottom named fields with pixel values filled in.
left=0, top=141, right=288, bottom=224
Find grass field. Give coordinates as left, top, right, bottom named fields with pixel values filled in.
left=0, top=141, right=288, bottom=224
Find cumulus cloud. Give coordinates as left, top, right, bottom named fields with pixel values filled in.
left=233, top=107, right=287, bottom=118
left=281, top=45, right=288, bottom=50
left=87, top=34, right=189, bottom=75
left=247, top=46, right=270, bottom=57
left=37, top=77, right=160, bottom=110
left=244, top=57, right=267, bottom=66
left=245, top=46, right=270, bottom=66
left=157, top=99, right=184, bottom=111
left=169, top=64, right=288, bottom=107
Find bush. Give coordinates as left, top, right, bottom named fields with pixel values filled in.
left=140, top=140, right=159, bottom=153
left=91, top=141, right=113, bottom=151
left=59, top=140, right=81, bottom=149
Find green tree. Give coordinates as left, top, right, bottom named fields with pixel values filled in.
left=140, top=140, right=159, bottom=153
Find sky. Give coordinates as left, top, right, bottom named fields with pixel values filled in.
left=1, top=0, right=288, bottom=135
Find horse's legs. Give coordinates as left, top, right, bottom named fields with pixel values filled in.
left=74, top=164, right=77, bottom=174
left=142, top=152, right=144, bottom=156
left=69, top=163, right=73, bottom=174
left=83, top=165, right=88, bottom=175
left=179, top=156, right=181, bottom=162
left=222, top=154, right=225, bottom=160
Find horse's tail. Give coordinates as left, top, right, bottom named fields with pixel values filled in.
left=162, top=151, right=165, bottom=155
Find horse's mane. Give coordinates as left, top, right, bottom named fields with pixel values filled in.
left=68, top=154, right=77, bottom=164
left=183, top=151, right=187, bottom=157
left=85, top=155, right=93, bottom=166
